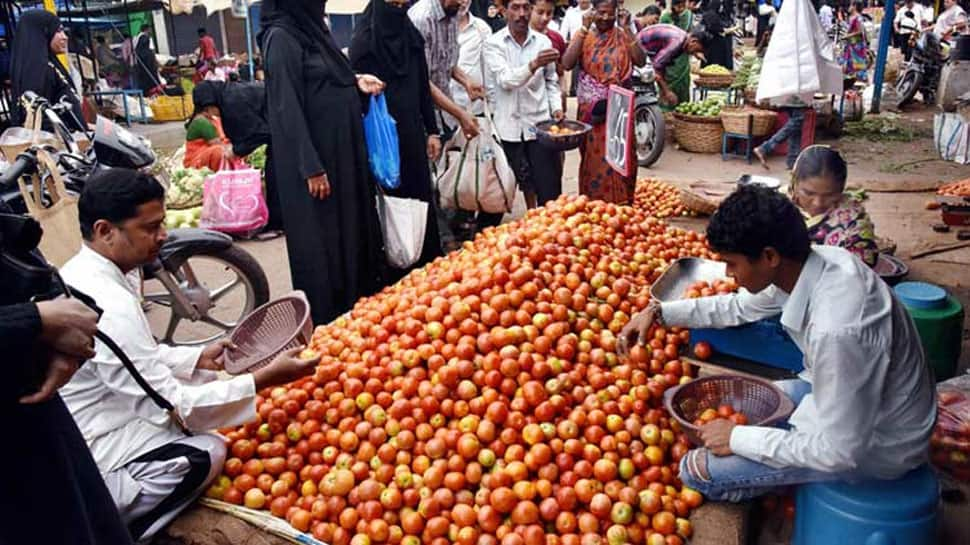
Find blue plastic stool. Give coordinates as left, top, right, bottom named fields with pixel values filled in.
left=722, top=132, right=755, bottom=163
left=793, top=465, right=939, bottom=545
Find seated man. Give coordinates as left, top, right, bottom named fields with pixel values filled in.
left=619, top=184, right=935, bottom=501
left=60, top=168, right=318, bottom=542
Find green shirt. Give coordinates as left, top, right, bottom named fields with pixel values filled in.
left=186, top=116, right=218, bottom=142
left=660, top=10, right=693, bottom=31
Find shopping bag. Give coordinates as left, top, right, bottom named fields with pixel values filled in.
left=935, top=113, right=970, bottom=165
left=435, top=102, right=516, bottom=214
left=17, top=149, right=81, bottom=267
left=363, top=94, right=401, bottom=190
left=376, top=191, right=428, bottom=269
left=199, top=161, right=269, bottom=234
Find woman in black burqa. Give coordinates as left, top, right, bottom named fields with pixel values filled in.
left=350, top=0, right=444, bottom=277
left=9, top=10, right=84, bottom=131
left=700, top=0, right=734, bottom=69
left=260, top=0, right=387, bottom=325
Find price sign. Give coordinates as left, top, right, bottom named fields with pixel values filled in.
left=605, top=85, right=635, bottom=177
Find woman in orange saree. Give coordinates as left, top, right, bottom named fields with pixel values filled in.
left=562, top=0, right=644, bottom=204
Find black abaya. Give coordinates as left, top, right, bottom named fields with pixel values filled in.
left=350, top=0, right=443, bottom=275
left=262, top=12, right=384, bottom=325
left=701, top=7, right=733, bottom=69
left=134, top=33, right=159, bottom=92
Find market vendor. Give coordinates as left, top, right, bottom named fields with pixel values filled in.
left=618, top=184, right=935, bottom=502
left=59, top=169, right=319, bottom=542
left=791, top=146, right=879, bottom=267
left=184, top=83, right=235, bottom=171
left=635, top=23, right=706, bottom=106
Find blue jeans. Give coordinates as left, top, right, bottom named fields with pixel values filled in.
left=757, top=108, right=806, bottom=169
left=679, top=379, right=854, bottom=502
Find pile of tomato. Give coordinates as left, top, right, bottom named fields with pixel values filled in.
left=211, top=195, right=721, bottom=545
left=633, top=179, right=694, bottom=219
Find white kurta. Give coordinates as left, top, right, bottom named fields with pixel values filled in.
left=661, top=246, right=935, bottom=478
left=60, top=245, right=257, bottom=475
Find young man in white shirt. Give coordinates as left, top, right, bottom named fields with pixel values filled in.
left=60, top=169, right=318, bottom=542
left=618, top=184, right=935, bottom=501
left=484, top=0, right=564, bottom=208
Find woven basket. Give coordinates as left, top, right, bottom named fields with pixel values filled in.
left=695, top=73, right=735, bottom=88
left=150, top=95, right=194, bottom=122
left=224, top=291, right=313, bottom=375
left=720, top=107, right=777, bottom=136
left=678, top=187, right=718, bottom=215
left=673, top=113, right=724, bottom=154
left=665, top=375, right=796, bottom=446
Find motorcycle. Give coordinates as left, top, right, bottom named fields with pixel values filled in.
left=896, top=26, right=946, bottom=108
left=0, top=93, right=269, bottom=346
left=631, top=63, right=666, bottom=168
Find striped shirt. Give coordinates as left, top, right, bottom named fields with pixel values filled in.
left=636, top=24, right=688, bottom=75
left=409, top=0, right=460, bottom=98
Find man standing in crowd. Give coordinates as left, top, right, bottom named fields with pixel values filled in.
left=818, top=0, right=835, bottom=34
left=559, top=0, right=591, bottom=96
left=485, top=0, right=564, bottom=209
left=894, top=0, right=922, bottom=59
left=453, top=0, right=493, bottom=117
left=59, top=169, right=319, bottom=542
left=196, top=27, right=219, bottom=82
left=531, top=0, right=568, bottom=112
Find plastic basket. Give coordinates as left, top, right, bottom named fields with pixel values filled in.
left=150, top=95, right=194, bottom=122
left=720, top=107, right=777, bottom=136
left=534, top=119, right=592, bottom=151
left=673, top=113, right=724, bottom=153
left=665, top=375, right=796, bottom=446
left=223, top=291, right=313, bottom=375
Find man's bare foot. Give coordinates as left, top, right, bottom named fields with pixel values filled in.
left=753, top=147, right=769, bottom=170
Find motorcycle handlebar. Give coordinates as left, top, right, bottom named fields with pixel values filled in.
left=0, top=152, right=39, bottom=189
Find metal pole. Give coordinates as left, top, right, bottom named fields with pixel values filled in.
left=870, top=0, right=895, bottom=113
left=245, top=1, right=254, bottom=81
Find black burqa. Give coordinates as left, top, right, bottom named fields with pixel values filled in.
left=133, top=30, right=159, bottom=92
left=260, top=0, right=384, bottom=325
left=350, top=0, right=443, bottom=276
left=701, top=0, right=733, bottom=69
left=9, top=10, right=84, bottom=131
left=0, top=203, right=133, bottom=545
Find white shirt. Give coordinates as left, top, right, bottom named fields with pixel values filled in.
left=917, top=3, right=935, bottom=26
left=935, top=5, right=968, bottom=37
left=484, top=28, right=562, bottom=142
left=661, top=246, right=935, bottom=478
left=452, top=16, right=493, bottom=115
left=818, top=5, right=834, bottom=32
left=60, top=245, right=257, bottom=474
left=560, top=5, right=590, bottom=41
left=896, top=4, right=921, bottom=34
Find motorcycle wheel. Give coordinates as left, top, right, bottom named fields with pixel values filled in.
left=145, top=245, right=270, bottom=346
left=635, top=101, right=666, bottom=168
left=895, top=70, right=921, bottom=108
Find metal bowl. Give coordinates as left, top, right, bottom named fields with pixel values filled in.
left=535, top=120, right=592, bottom=151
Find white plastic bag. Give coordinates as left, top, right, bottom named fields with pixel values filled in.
left=377, top=192, right=428, bottom=269
left=435, top=103, right=516, bottom=215
left=935, top=113, right=970, bottom=165
left=756, top=0, right=842, bottom=103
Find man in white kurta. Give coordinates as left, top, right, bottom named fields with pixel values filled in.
left=60, top=169, right=316, bottom=542
left=619, top=184, right=935, bottom=501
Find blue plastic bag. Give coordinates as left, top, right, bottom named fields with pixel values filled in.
left=363, top=94, right=401, bottom=190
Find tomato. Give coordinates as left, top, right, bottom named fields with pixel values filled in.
left=693, top=342, right=713, bottom=361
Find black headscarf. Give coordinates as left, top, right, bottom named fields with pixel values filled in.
left=259, top=0, right=355, bottom=85
left=350, top=0, right=425, bottom=79
left=10, top=10, right=81, bottom=126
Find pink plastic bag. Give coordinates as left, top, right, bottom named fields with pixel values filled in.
left=200, top=162, right=268, bottom=234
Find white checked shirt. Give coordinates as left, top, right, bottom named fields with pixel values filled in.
left=660, top=246, right=935, bottom=478
left=60, top=245, right=257, bottom=474
left=409, top=0, right=460, bottom=98
left=483, top=28, right=561, bottom=142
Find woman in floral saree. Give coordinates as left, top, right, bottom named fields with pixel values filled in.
left=791, top=146, right=878, bottom=267
left=562, top=0, right=645, bottom=204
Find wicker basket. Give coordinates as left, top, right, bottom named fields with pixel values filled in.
left=678, top=187, right=718, bottom=215
left=665, top=375, right=796, bottom=446
left=224, top=291, right=313, bottom=375
left=695, top=73, right=735, bottom=88
left=673, top=113, right=724, bottom=154
left=150, top=95, right=194, bottom=122
left=720, top=107, right=777, bottom=136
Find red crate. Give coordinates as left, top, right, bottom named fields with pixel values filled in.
left=770, top=109, right=817, bottom=156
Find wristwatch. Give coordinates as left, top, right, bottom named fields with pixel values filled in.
left=648, top=300, right=666, bottom=328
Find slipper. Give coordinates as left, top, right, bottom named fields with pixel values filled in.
left=753, top=147, right=769, bottom=170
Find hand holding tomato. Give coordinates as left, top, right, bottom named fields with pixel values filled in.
left=699, top=419, right=736, bottom=457
left=617, top=303, right=659, bottom=357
